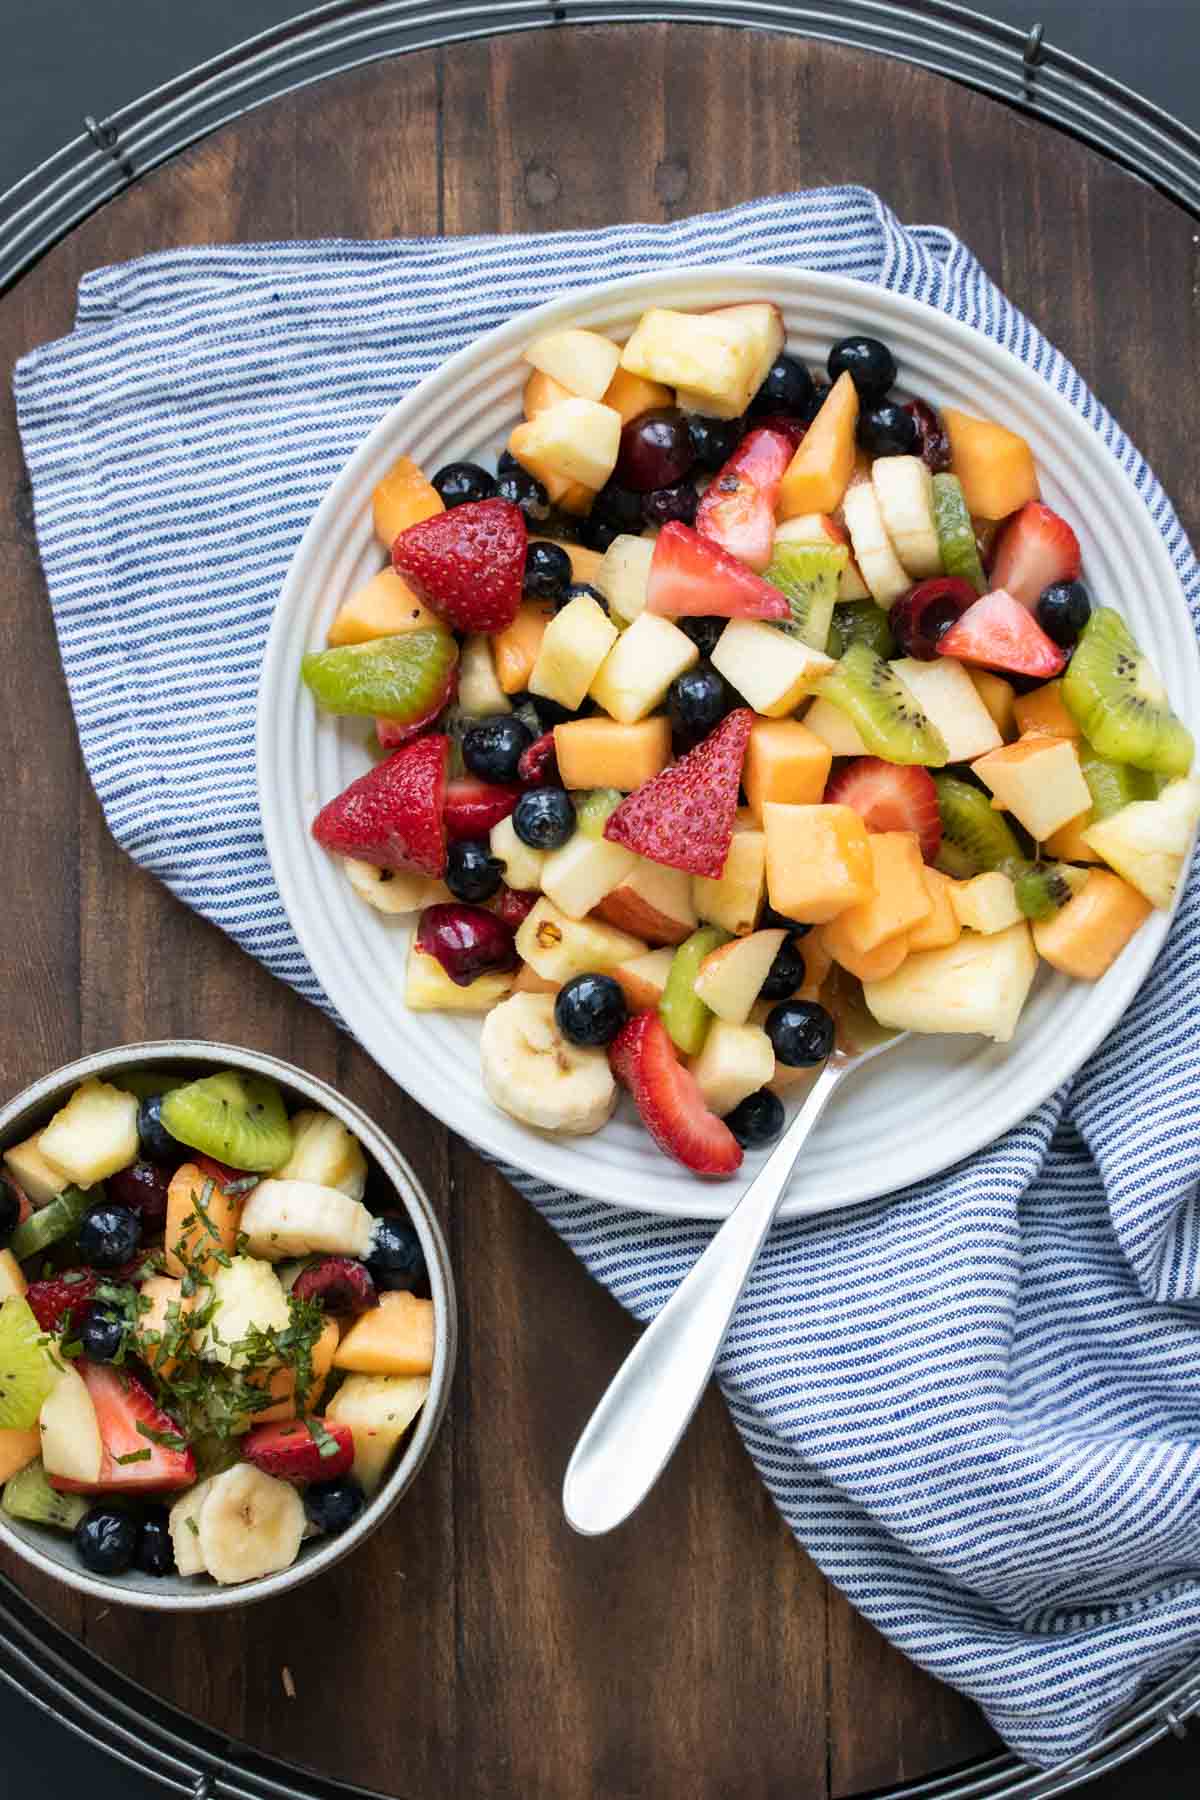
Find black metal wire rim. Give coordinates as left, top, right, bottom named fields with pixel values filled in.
left=1, top=0, right=1199, bottom=1793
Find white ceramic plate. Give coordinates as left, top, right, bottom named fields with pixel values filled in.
left=258, top=266, right=1199, bottom=1222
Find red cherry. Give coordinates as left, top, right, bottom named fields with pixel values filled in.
left=416, top=903, right=518, bottom=986
left=891, top=577, right=978, bottom=660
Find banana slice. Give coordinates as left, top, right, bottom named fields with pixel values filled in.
left=343, top=859, right=449, bottom=915
left=169, top=1477, right=217, bottom=1577
left=239, top=1179, right=374, bottom=1261
left=480, top=993, right=616, bottom=1135
left=842, top=476, right=911, bottom=607
left=871, top=456, right=942, bottom=577
left=197, top=1463, right=306, bottom=1586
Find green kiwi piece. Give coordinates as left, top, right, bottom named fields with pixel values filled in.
left=764, top=544, right=846, bottom=652
left=931, top=474, right=986, bottom=593
left=826, top=601, right=896, bottom=662
left=301, top=629, right=458, bottom=721
left=933, top=775, right=1027, bottom=879
left=161, top=1071, right=292, bottom=1173
left=819, top=644, right=948, bottom=767
left=1078, top=741, right=1157, bottom=821
left=659, top=926, right=728, bottom=1057
left=8, top=1184, right=100, bottom=1264
left=1062, top=609, right=1194, bottom=778
left=111, top=1070, right=190, bottom=1102
left=0, top=1298, right=58, bottom=1429
left=1013, top=862, right=1089, bottom=921
left=2, top=1459, right=88, bottom=1532
left=575, top=789, right=624, bottom=837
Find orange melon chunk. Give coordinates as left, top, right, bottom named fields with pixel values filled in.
left=762, top=802, right=873, bottom=924
left=942, top=409, right=1038, bottom=520
left=818, top=925, right=909, bottom=985
left=1031, top=871, right=1151, bottom=980
left=327, top=568, right=440, bottom=646
left=602, top=366, right=674, bottom=424
left=778, top=372, right=859, bottom=519
left=333, top=1292, right=436, bottom=1378
left=493, top=599, right=555, bottom=694
left=907, top=868, right=962, bottom=952
left=1012, top=681, right=1080, bottom=740
left=250, top=1316, right=342, bottom=1425
left=743, top=719, right=833, bottom=820
left=165, top=1163, right=243, bottom=1278
left=0, top=1428, right=41, bottom=1485
left=372, top=454, right=443, bottom=546
left=553, top=717, right=672, bottom=792
left=821, top=832, right=932, bottom=956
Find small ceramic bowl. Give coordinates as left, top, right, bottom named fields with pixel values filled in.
left=0, top=1040, right=456, bottom=1610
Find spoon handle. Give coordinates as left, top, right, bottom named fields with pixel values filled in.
left=562, top=1056, right=846, bottom=1536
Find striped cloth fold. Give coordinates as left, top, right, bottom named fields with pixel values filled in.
left=13, top=186, right=1200, bottom=1770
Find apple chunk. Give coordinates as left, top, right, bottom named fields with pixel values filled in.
left=595, top=858, right=697, bottom=945
left=539, top=834, right=637, bottom=921
left=972, top=735, right=1091, bottom=843
left=515, top=899, right=646, bottom=984
left=40, top=1363, right=104, bottom=1487
left=690, top=1022, right=775, bottom=1117
left=510, top=398, right=621, bottom=491
left=694, top=929, right=788, bottom=1025
left=711, top=620, right=833, bottom=717
left=589, top=613, right=698, bottom=723
left=889, top=657, right=1003, bottom=764
left=612, top=947, right=675, bottom=1011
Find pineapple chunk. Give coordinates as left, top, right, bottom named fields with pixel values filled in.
left=692, top=816, right=766, bottom=936
left=3, top=1135, right=70, bottom=1207
left=405, top=945, right=515, bottom=1012
left=863, top=922, right=1037, bottom=1042
left=690, top=1022, right=775, bottom=1117
left=1032, top=871, right=1151, bottom=980
left=762, top=803, right=873, bottom=924
left=890, top=657, right=1003, bottom=764
left=524, top=328, right=621, bottom=401
left=192, top=1256, right=291, bottom=1367
left=327, top=568, right=439, bottom=645
left=596, top=533, right=655, bottom=625
left=327, top=1372, right=430, bottom=1494
left=273, top=1109, right=367, bottom=1200
left=552, top=716, right=671, bottom=792
left=37, top=1078, right=138, bottom=1187
left=509, top=398, right=622, bottom=491
left=489, top=813, right=547, bottom=893
left=941, top=409, right=1038, bottom=520
left=589, top=613, right=698, bottom=723
left=743, top=719, right=833, bottom=819
left=620, top=303, right=783, bottom=420
left=973, top=736, right=1092, bottom=843
left=1081, top=778, right=1200, bottom=908
left=515, top=899, right=645, bottom=984
left=818, top=923, right=909, bottom=985
left=948, top=872, right=1022, bottom=935
left=529, top=592, right=619, bottom=712
left=458, top=633, right=511, bottom=717
left=710, top=620, right=833, bottom=717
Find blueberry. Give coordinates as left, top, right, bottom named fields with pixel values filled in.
left=305, top=1477, right=367, bottom=1536
left=668, top=665, right=733, bottom=746
left=758, top=937, right=807, bottom=1002
left=75, top=1506, right=139, bottom=1577
left=798, top=380, right=830, bottom=424
left=431, top=461, right=496, bottom=508
left=827, top=335, right=897, bottom=402
left=77, top=1203, right=141, bottom=1271
left=765, top=1000, right=835, bottom=1067
left=462, top=714, right=534, bottom=784
left=521, top=692, right=580, bottom=730
left=858, top=402, right=918, bottom=459
left=556, top=581, right=607, bottom=615
left=523, top=539, right=573, bottom=602
left=0, top=1175, right=21, bottom=1247
left=366, top=1213, right=427, bottom=1293
left=496, top=468, right=552, bottom=526
left=1037, top=580, right=1091, bottom=648
left=497, top=449, right=522, bottom=476
left=555, top=973, right=628, bottom=1048
left=513, top=787, right=575, bottom=850
left=725, top=1089, right=785, bottom=1149
left=581, top=483, right=643, bottom=551
left=137, top=1094, right=181, bottom=1163
left=445, top=839, right=505, bottom=904
left=642, top=481, right=698, bottom=528
left=761, top=905, right=812, bottom=937
left=78, top=1303, right=125, bottom=1363
left=749, top=353, right=816, bottom=418
left=687, top=415, right=744, bottom=471
left=677, top=617, right=725, bottom=658
left=135, top=1509, right=175, bottom=1577
left=578, top=516, right=621, bottom=552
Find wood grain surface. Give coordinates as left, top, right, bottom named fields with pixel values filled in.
left=1, top=25, right=1198, bottom=1799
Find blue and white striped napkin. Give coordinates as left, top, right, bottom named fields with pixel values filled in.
left=14, top=187, right=1200, bottom=1769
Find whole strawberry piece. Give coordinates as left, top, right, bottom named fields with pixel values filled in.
left=242, top=1417, right=355, bottom=1484
left=312, top=734, right=448, bottom=876
left=604, top=708, right=754, bottom=878
left=26, top=1270, right=99, bottom=1335
left=610, top=1011, right=743, bottom=1176
left=393, top=498, right=526, bottom=633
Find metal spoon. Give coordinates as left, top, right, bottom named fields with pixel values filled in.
left=562, top=983, right=904, bottom=1537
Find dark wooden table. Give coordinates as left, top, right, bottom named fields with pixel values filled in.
left=1, top=26, right=1198, bottom=1799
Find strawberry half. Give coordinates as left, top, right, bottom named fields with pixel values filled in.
left=25, top=1270, right=98, bottom=1335
left=989, top=501, right=1081, bottom=607
left=50, top=1362, right=196, bottom=1494
left=393, top=498, right=526, bottom=633
left=937, top=588, right=1067, bottom=679
left=241, top=1416, right=355, bottom=1484
left=645, top=523, right=790, bottom=621
left=695, top=427, right=794, bottom=572
left=375, top=663, right=458, bottom=749
left=604, top=708, right=753, bottom=878
left=312, top=734, right=449, bottom=875
left=609, top=1012, right=743, bottom=1177
left=443, top=776, right=521, bottom=842
left=824, top=758, right=942, bottom=863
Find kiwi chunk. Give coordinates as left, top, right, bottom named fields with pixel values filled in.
left=1014, top=862, right=1089, bottom=921
left=2, top=1459, right=88, bottom=1532
left=931, top=474, right=986, bottom=593
left=0, top=1298, right=57, bottom=1430
left=933, top=775, right=1026, bottom=879
left=161, top=1071, right=292, bottom=1173
left=659, top=927, right=728, bottom=1057
left=819, top=644, right=948, bottom=767
left=301, top=629, right=457, bottom=721
left=764, top=544, right=846, bottom=652
left=826, top=601, right=896, bottom=662
left=1063, top=609, right=1193, bottom=778
left=1078, top=741, right=1157, bottom=821
left=575, top=789, right=624, bottom=838
left=8, top=1184, right=99, bottom=1264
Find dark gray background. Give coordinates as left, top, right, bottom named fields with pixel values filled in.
left=2, top=2, right=1198, bottom=1796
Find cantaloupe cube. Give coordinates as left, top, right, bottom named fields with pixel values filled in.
left=137, top=1275, right=188, bottom=1379
left=0, top=1429, right=40, bottom=1485
left=252, top=1317, right=341, bottom=1423
left=334, top=1292, right=435, bottom=1378
left=0, top=1249, right=27, bottom=1300
left=509, top=399, right=621, bottom=491
left=1042, top=813, right=1103, bottom=863
left=778, top=372, right=860, bottom=519
left=372, top=454, right=443, bottom=546
left=1031, top=870, right=1151, bottom=980
left=692, top=816, right=766, bottom=936
left=524, top=328, right=622, bottom=401
left=493, top=599, right=555, bottom=694
left=821, top=832, right=931, bottom=955
left=907, top=867, right=962, bottom=951
left=602, top=366, right=674, bottom=424
left=552, top=716, right=671, bottom=791
left=969, top=669, right=1017, bottom=741
left=818, top=923, right=909, bottom=984
left=327, top=568, right=440, bottom=646
left=743, top=719, right=833, bottom=820
left=941, top=409, right=1038, bottom=520
left=949, top=871, right=1022, bottom=935
left=1012, top=681, right=1080, bottom=740
left=164, top=1163, right=245, bottom=1278
left=762, top=803, right=873, bottom=924
left=524, top=369, right=574, bottom=417
left=973, top=736, right=1091, bottom=842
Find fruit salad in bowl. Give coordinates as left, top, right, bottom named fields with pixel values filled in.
left=293, top=298, right=1199, bottom=1187
left=0, top=1043, right=453, bottom=1608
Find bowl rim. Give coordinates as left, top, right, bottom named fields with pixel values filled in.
left=258, top=262, right=1198, bottom=1222
left=0, top=1039, right=456, bottom=1611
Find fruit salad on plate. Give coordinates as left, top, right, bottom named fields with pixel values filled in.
left=301, top=302, right=1198, bottom=1180
left=0, top=1069, right=433, bottom=1584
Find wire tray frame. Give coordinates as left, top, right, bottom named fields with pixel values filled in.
left=0, top=0, right=1198, bottom=1794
